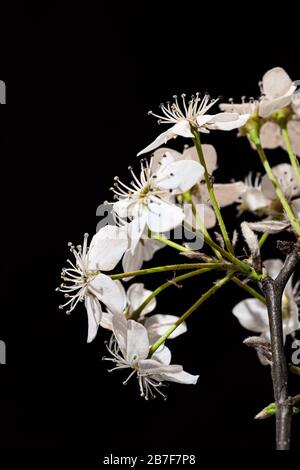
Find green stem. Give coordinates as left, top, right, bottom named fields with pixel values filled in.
left=151, top=233, right=191, bottom=253
left=232, top=277, right=266, bottom=304
left=259, top=231, right=269, bottom=248
left=110, top=262, right=223, bottom=280
left=281, top=125, right=300, bottom=185
left=130, top=267, right=216, bottom=320
left=183, top=220, right=262, bottom=281
left=183, top=191, right=222, bottom=260
left=149, top=272, right=234, bottom=356
left=193, top=129, right=234, bottom=254
left=249, top=129, right=300, bottom=237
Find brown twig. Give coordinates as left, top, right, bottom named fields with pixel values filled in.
left=262, top=243, right=300, bottom=450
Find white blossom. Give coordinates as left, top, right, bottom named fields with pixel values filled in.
left=103, top=314, right=198, bottom=399
left=259, top=119, right=300, bottom=157
left=57, top=226, right=128, bottom=342
left=100, top=282, right=187, bottom=343
left=221, top=67, right=300, bottom=155
left=152, top=145, right=245, bottom=229
left=232, top=259, right=300, bottom=364
left=259, top=67, right=297, bottom=118
left=122, top=236, right=164, bottom=279
left=237, top=164, right=300, bottom=216
left=112, top=154, right=204, bottom=253
left=137, top=94, right=249, bottom=156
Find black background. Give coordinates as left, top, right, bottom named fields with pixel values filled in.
left=0, top=2, right=299, bottom=455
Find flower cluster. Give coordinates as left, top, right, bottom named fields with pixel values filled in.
left=58, top=66, right=300, bottom=403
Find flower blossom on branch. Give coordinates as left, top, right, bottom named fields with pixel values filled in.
left=103, top=314, right=198, bottom=400
left=57, top=226, right=128, bottom=342
left=137, top=93, right=250, bottom=156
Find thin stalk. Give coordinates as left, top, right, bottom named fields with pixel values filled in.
left=259, top=231, right=269, bottom=248
left=151, top=233, right=191, bottom=253
left=130, top=267, right=215, bottom=320
left=249, top=129, right=300, bottom=237
left=110, top=262, right=223, bottom=280
left=184, top=221, right=262, bottom=281
left=281, top=125, right=300, bottom=184
left=193, top=129, right=234, bottom=254
left=232, top=277, right=266, bottom=304
left=183, top=191, right=221, bottom=260
left=149, top=272, right=234, bottom=356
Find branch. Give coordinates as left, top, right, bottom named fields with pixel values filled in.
left=261, top=244, right=300, bottom=450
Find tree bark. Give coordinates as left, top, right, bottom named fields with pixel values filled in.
left=262, top=245, right=300, bottom=450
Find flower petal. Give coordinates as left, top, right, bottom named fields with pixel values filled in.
left=144, top=314, right=187, bottom=343
left=137, top=120, right=192, bottom=156
left=146, top=196, right=185, bottom=233
left=126, top=320, right=149, bottom=363
left=127, top=283, right=156, bottom=317
left=259, top=94, right=295, bottom=118
left=287, top=121, right=300, bottom=157
left=112, top=312, right=128, bottom=357
left=89, top=273, right=126, bottom=314
left=84, top=294, right=102, bottom=343
left=184, top=200, right=216, bottom=230
left=88, top=225, right=128, bottom=271
left=200, top=182, right=246, bottom=208
left=262, top=67, right=293, bottom=99
left=196, top=114, right=216, bottom=128
left=127, top=213, right=148, bottom=255
left=202, top=144, right=218, bottom=174
left=292, top=198, right=300, bottom=219
left=220, top=102, right=257, bottom=115
left=264, top=259, right=283, bottom=280
left=182, top=143, right=218, bottom=176
left=232, top=298, right=269, bottom=332
left=99, top=310, right=114, bottom=331
left=157, top=159, right=204, bottom=192
left=141, top=238, right=164, bottom=261
left=152, top=346, right=172, bottom=365
left=159, top=367, right=199, bottom=385
left=260, top=122, right=283, bottom=149
left=151, top=148, right=180, bottom=173
left=241, top=188, right=270, bottom=212
left=261, top=163, right=300, bottom=200
left=122, top=247, right=143, bottom=278
left=207, top=112, right=250, bottom=130
left=122, top=238, right=163, bottom=280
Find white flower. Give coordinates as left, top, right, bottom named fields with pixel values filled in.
left=103, top=314, right=198, bottom=399
left=112, top=154, right=204, bottom=253
left=221, top=68, right=297, bottom=119
left=259, top=67, right=297, bottom=118
left=57, top=226, right=128, bottom=343
left=137, top=94, right=250, bottom=156
left=260, top=163, right=300, bottom=202
left=122, top=236, right=164, bottom=279
left=152, top=145, right=245, bottom=229
left=292, top=92, right=300, bottom=118
left=220, top=68, right=300, bottom=155
left=237, top=164, right=300, bottom=216
left=237, top=172, right=270, bottom=215
left=100, top=282, right=187, bottom=343
left=220, top=98, right=259, bottom=116
left=232, top=259, right=300, bottom=363
left=100, top=282, right=156, bottom=329
left=259, top=119, right=300, bottom=157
